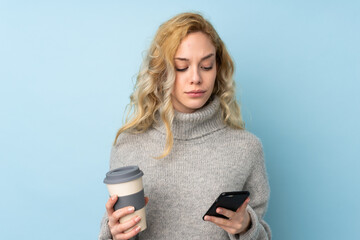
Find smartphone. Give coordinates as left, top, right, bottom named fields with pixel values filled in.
left=203, top=191, right=250, bottom=220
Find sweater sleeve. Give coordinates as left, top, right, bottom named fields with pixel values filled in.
left=228, top=138, right=271, bottom=240
left=98, top=213, right=112, bottom=240
left=98, top=145, right=119, bottom=240
left=98, top=141, right=139, bottom=240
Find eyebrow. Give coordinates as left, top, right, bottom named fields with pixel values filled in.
left=174, top=53, right=215, bottom=62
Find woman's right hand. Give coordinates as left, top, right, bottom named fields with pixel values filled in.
left=105, top=195, right=142, bottom=240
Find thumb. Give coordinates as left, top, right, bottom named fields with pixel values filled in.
left=237, top=197, right=250, bottom=213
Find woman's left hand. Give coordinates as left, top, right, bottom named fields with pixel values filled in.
left=204, top=198, right=251, bottom=235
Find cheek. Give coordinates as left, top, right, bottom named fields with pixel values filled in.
left=172, top=77, right=181, bottom=96
left=209, top=72, right=217, bottom=87
left=174, top=74, right=185, bottom=90
left=208, top=76, right=216, bottom=94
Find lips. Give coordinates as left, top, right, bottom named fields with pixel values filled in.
left=186, top=90, right=206, bottom=94
left=185, top=90, right=206, bottom=97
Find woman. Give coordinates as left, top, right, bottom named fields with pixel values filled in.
left=99, top=12, right=271, bottom=240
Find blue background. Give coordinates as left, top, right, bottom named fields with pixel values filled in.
left=1, top=1, right=359, bottom=239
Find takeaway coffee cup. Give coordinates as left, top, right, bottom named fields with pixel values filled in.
left=104, top=166, right=146, bottom=232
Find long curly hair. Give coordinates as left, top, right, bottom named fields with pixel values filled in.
left=114, top=12, right=244, bottom=158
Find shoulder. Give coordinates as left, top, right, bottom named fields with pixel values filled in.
left=109, top=129, right=162, bottom=169
left=109, top=131, right=146, bottom=165
left=224, top=128, right=263, bottom=148
left=112, top=131, right=148, bottom=153
left=221, top=128, right=264, bottom=160
left=113, top=131, right=141, bottom=146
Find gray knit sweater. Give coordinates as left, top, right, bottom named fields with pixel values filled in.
left=99, top=98, right=271, bottom=240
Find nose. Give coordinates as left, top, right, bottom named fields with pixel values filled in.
left=190, top=67, right=201, bottom=85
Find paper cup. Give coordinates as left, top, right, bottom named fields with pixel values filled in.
left=104, top=166, right=146, bottom=232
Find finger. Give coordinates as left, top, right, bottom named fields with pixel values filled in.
left=109, top=206, right=135, bottom=227
left=215, top=207, right=236, bottom=220
left=145, top=197, right=149, bottom=205
left=236, top=197, right=250, bottom=214
left=204, top=215, right=232, bottom=228
left=114, top=225, right=141, bottom=240
left=212, top=222, right=239, bottom=235
left=204, top=216, right=239, bottom=234
left=106, top=195, right=118, bottom=216
left=116, top=215, right=141, bottom=234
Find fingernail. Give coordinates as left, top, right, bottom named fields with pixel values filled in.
left=135, top=226, right=141, bottom=232
left=135, top=216, right=141, bottom=222
left=204, top=216, right=210, bottom=221
left=128, top=206, right=135, bottom=212
left=216, top=208, right=222, bottom=213
left=111, top=195, right=117, bottom=200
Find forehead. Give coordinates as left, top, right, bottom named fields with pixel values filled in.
left=175, top=32, right=215, bottom=58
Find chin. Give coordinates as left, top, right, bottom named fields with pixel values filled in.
left=186, top=100, right=208, bottom=111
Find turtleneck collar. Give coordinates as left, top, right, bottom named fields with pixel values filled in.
left=153, top=97, right=226, bottom=140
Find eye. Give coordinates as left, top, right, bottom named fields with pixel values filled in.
left=175, top=67, right=188, bottom=72
left=201, top=66, right=213, bottom=71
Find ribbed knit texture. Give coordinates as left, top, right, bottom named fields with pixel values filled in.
left=99, top=98, right=271, bottom=240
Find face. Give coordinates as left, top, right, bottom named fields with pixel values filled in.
left=171, top=32, right=217, bottom=113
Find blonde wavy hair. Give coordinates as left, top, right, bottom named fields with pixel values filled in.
left=114, top=12, right=245, bottom=158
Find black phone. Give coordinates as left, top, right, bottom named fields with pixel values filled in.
left=203, top=191, right=250, bottom=220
